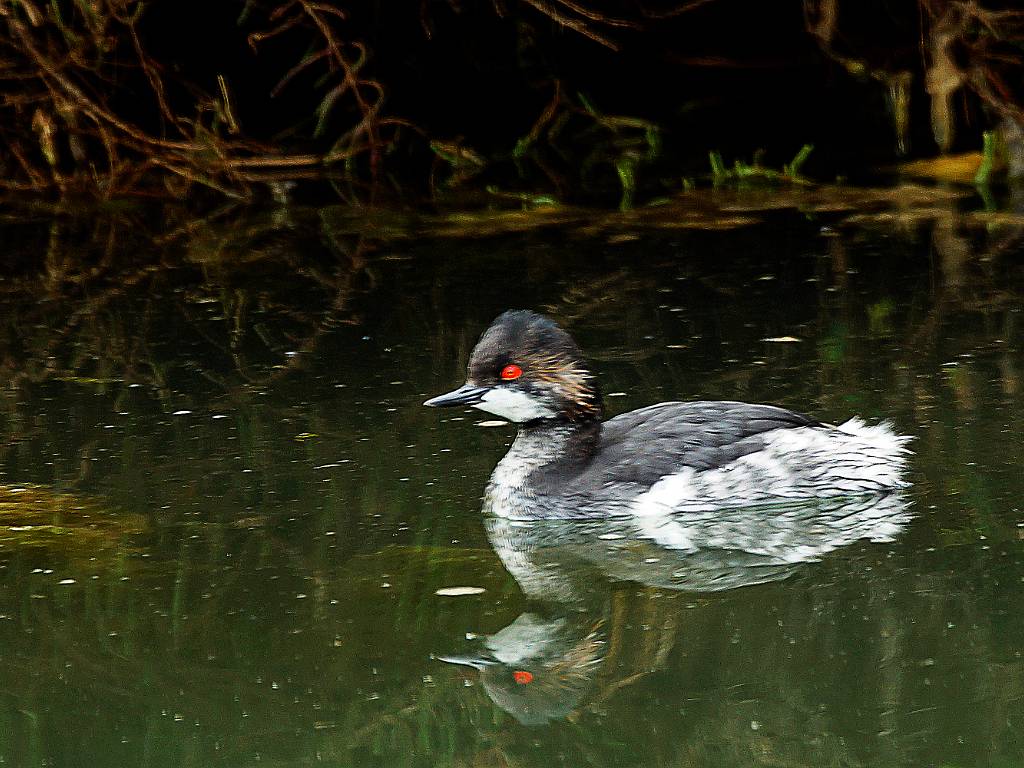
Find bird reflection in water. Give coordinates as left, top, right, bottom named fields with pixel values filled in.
left=439, top=493, right=911, bottom=726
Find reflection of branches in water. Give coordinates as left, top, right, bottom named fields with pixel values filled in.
left=887, top=215, right=1024, bottom=361
left=340, top=550, right=1024, bottom=765
left=540, top=202, right=1024, bottom=419
left=3, top=527, right=1019, bottom=766
left=0, top=209, right=373, bottom=403
left=590, top=588, right=677, bottom=702
left=698, top=209, right=1024, bottom=415
left=543, top=270, right=664, bottom=361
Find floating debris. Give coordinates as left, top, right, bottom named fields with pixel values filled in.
left=475, top=420, right=508, bottom=428
left=762, top=336, right=802, bottom=343
left=435, top=586, right=486, bottom=596
left=0, top=484, right=145, bottom=553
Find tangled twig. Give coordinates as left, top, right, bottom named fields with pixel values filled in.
left=0, top=0, right=404, bottom=198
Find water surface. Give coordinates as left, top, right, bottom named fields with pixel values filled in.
left=0, top=195, right=1022, bottom=767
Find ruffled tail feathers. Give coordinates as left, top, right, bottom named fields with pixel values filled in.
left=833, top=417, right=913, bottom=490
left=836, top=417, right=914, bottom=452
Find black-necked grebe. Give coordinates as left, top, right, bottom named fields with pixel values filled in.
left=425, top=310, right=911, bottom=519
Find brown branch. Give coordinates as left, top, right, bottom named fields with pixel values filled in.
left=270, top=48, right=331, bottom=97
left=247, top=11, right=304, bottom=52
left=123, top=12, right=182, bottom=131
left=2, top=0, right=408, bottom=198
left=552, top=0, right=638, bottom=29
left=7, top=143, right=48, bottom=187
left=521, top=0, right=620, bottom=49
left=640, top=0, right=719, bottom=19
left=9, top=14, right=207, bottom=153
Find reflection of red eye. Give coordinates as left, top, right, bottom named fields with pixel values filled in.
left=500, top=364, right=523, bottom=381
left=513, top=670, right=533, bottom=684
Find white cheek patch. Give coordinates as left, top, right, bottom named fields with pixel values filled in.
left=474, top=387, right=556, bottom=422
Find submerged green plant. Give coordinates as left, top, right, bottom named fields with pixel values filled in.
left=510, top=88, right=660, bottom=210
left=484, top=186, right=559, bottom=208
left=709, top=144, right=815, bottom=186
left=429, top=140, right=486, bottom=189
left=974, top=130, right=1000, bottom=187
left=784, top=143, right=814, bottom=177
left=577, top=93, right=661, bottom=211
left=616, top=155, right=637, bottom=212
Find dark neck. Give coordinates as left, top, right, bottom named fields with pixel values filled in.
left=522, top=405, right=602, bottom=431
left=517, top=419, right=602, bottom=462
left=579, top=384, right=603, bottom=422
left=561, top=377, right=603, bottom=423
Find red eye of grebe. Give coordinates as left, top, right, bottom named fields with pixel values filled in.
left=513, top=670, right=533, bottom=684
left=500, top=364, right=523, bottom=380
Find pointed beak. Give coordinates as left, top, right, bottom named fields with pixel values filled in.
left=423, top=382, right=489, bottom=408
left=435, top=654, right=497, bottom=670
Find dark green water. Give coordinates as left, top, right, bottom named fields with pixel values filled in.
left=0, top=199, right=1022, bottom=767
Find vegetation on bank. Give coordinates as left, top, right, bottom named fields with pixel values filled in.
left=1, top=0, right=1022, bottom=204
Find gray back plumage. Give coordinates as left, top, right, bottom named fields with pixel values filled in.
left=529, top=401, right=821, bottom=498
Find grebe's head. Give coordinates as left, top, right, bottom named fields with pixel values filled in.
left=424, top=310, right=602, bottom=424
left=437, top=611, right=605, bottom=726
